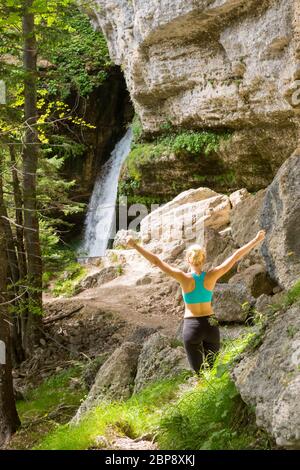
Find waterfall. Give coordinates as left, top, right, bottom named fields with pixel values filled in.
left=80, top=127, right=133, bottom=257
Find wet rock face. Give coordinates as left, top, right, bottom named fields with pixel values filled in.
left=261, top=152, right=300, bottom=289
left=232, top=301, right=300, bottom=449
left=91, top=0, right=299, bottom=188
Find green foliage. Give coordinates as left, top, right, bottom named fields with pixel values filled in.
left=161, top=130, right=226, bottom=156
left=43, top=8, right=112, bottom=98
left=284, top=279, right=300, bottom=306
left=243, top=279, right=300, bottom=354
left=131, top=115, right=143, bottom=143
left=286, top=325, right=299, bottom=339
left=118, top=176, right=141, bottom=195
left=31, top=332, right=272, bottom=451
left=36, top=373, right=189, bottom=450
left=124, top=128, right=231, bottom=184
left=52, top=262, right=87, bottom=297
left=264, top=279, right=300, bottom=314
left=116, top=264, right=124, bottom=275
left=36, top=144, right=86, bottom=271
left=11, top=364, right=87, bottom=450
left=17, top=365, right=86, bottom=421
left=157, top=333, right=272, bottom=450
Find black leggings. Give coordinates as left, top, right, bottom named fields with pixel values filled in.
left=182, top=316, right=220, bottom=373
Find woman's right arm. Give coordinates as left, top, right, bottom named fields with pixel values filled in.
left=126, top=237, right=186, bottom=283
left=209, top=230, right=266, bottom=282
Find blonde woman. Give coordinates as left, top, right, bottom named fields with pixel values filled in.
left=126, top=230, right=266, bottom=374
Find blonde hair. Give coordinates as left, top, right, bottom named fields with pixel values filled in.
left=186, top=244, right=206, bottom=267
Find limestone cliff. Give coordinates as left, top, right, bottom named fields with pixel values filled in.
left=91, top=0, right=300, bottom=192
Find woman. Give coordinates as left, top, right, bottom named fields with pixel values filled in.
left=126, top=229, right=266, bottom=374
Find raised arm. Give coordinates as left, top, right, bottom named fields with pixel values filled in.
left=126, top=237, right=186, bottom=283
left=209, top=230, right=266, bottom=282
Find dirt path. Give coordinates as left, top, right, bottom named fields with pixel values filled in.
left=44, top=263, right=183, bottom=337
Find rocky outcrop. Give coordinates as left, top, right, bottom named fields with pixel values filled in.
left=113, top=229, right=141, bottom=248
left=230, top=189, right=265, bottom=247
left=232, top=301, right=300, bottom=449
left=92, top=0, right=299, bottom=191
left=229, top=189, right=250, bottom=208
left=71, top=332, right=189, bottom=422
left=261, top=152, right=300, bottom=289
left=212, top=283, right=255, bottom=322
left=140, top=188, right=231, bottom=245
left=228, top=264, right=276, bottom=298
left=133, top=333, right=190, bottom=393
left=73, top=341, right=141, bottom=423
left=203, top=227, right=236, bottom=281
left=76, top=266, right=120, bottom=292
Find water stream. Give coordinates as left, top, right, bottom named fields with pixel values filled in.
left=80, top=127, right=133, bottom=257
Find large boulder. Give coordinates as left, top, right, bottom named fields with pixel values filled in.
left=230, top=189, right=266, bottom=267
left=260, top=152, right=300, bottom=289
left=113, top=229, right=141, bottom=249
left=230, top=189, right=266, bottom=244
left=212, top=283, right=255, bottom=323
left=72, top=342, right=141, bottom=423
left=141, top=191, right=231, bottom=244
left=203, top=228, right=237, bottom=281
left=76, top=266, right=119, bottom=292
left=228, top=264, right=276, bottom=298
left=232, top=301, right=300, bottom=449
left=143, top=187, right=219, bottom=224
left=133, top=333, right=190, bottom=393
left=229, top=188, right=250, bottom=208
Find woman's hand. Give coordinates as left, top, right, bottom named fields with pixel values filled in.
left=125, top=236, right=137, bottom=248
left=255, top=230, right=266, bottom=243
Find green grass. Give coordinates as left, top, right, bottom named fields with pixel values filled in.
left=10, top=364, right=87, bottom=449
left=284, top=279, right=300, bottom=305
left=52, top=262, right=87, bottom=297
left=265, top=278, right=300, bottom=314
left=36, top=373, right=189, bottom=450
left=34, top=331, right=272, bottom=450
left=17, top=365, right=86, bottom=422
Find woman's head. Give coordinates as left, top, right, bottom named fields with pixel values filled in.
left=186, top=244, right=206, bottom=268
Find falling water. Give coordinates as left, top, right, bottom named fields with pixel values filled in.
left=80, top=127, right=133, bottom=257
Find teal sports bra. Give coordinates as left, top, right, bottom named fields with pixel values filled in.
left=182, top=272, right=213, bottom=304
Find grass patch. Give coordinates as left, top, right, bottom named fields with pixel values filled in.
left=264, top=278, right=300, bottom=315
left=36, top=373, right=189, bottom=450
left=17, top=365, right=86, bottom=421
left=10, top=364, right=87, bottom=450
left=284, top=279, right=300, bottom=306
left=157, top=333, right=273, bottom=450
left=51, top=262, right=87, bottom=297
left=34, top=331, right=271, bottom=450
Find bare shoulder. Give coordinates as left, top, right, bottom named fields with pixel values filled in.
left=176, top=270, right=193, bottom=287
left=203, top=268, right=219, bottom=289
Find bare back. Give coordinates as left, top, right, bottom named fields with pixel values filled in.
left=180, top=270, right=217, bottom=318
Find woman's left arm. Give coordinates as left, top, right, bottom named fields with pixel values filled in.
left=208, top=230, right=266, bottom=282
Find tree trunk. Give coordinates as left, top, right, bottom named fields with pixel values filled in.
left=9, top=145, right=27, bottom=364
left=9, top=145, right=27, bottom=280
left=0, top=151, right=25, bottom=366
left=0, top=172, right=19, bottom=287
left=22, top=0, right=43, bottom=355
left=0, top=173, right=20, bottom=448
